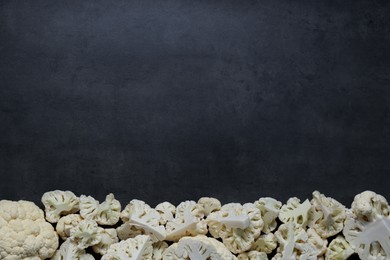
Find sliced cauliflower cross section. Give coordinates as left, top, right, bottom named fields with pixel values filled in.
left=325, top=235, right=354, bottom=260
left=279, top=197, right=311, bottom=229
left=92, top=228, right=119, bottom=255
left=70, top=219, right=103, bottom=249
left=198, top=197, right=221, bottom=216
left=0, top=200, right=59, bottom=259
left=41, top=190, right=79, bottom=223
left=51, top=239, right=95, bottom=260
left=206, top=203, right=263, bottom=254
left=80, top=193, right=121, bottom=226
left=343, top=190, right=390, bottom=260
left=102, top=235, right=153, bottom=260
left=56, top=213, right=83, bottom=240
left=155, top=202, right=176, bottom=225
left=254, top=197, right=282, bottom=234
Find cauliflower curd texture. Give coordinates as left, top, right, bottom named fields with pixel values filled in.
left=0, top=190, right=387, bottom=260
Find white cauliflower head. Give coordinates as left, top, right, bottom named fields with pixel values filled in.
left=254, top=197, right=282, bottom=234
left=0, top=200, right=59, bottom=260
left=101, top=235, right=153, bottom=260
left=56, top=213, right=83, bottom=240
left=279, top=197, right=312, bottom=229
left=309, top=191, right=346, bottom=238
left=92, top=228, right=119, bottom=255
left=70, top=219, right=103, bottom=249
left=343, top=191, right=390, bottom=260
left=206, top=203, right=263, bottom=254
left=198, top=197, right=222, bottom=216
left=41, top=190, right=80, bottom=223
left=165, top=200, right=207, bottom=241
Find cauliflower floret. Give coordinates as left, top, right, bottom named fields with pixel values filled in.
left=41, top=190, right=79, bottom=223
left=198, top=197, right=222, bottom=216
left=343, top=191, right=390, bottom=260
left=152, top=241, right=169, bottom=260
left=165, top=200, right=207, bottom=241
left=70, top=219, right=103, bottom=249
left=254, top=197, right=282, bottom=234
left=307, top=228, right=328, bottom=256
left=116, top=222, right=146, bottom=240
left=92, top=228, right=119, bottom=255
left=279, top=197, right=311, bottom=229
left=56, top=214, right=83, bottom=240
left=163, top=235, right=237, bottom=260
left=101, top=235, right=153, bottom=260
left=121, top=199, right=166, bottom=241
left=51, top=239, right=95, bottom=260
left=206, top=203, right=263, bottom=254
left=251, top=233, right=277, bottom=254
left=238, top=251, right=268, bottom=260
left=309, top=191, right=346, bottom=238
left=80, top=194, right=121, bottom=226
left=0, top=200, right=59, bottom=260
left=80, top=195, right=99, bottom=220
left=155, top=202, right=176, bottom=225
left=325, top=235, right=354, bottom=260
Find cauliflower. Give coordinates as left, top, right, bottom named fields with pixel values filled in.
left=155, top=202, right=176, bottom=225
left=121, top=199, right=166, bottom=241
left=116, top=222, right=145, bottom=240
left=152, top=241, right=169, bottom=260
left=238, top=251, right=268, bottom=260
left=279, top=197, right=312, bottom=229
left=51, top=239, right=95, bottom=260
left=198, top=197, right=222, bottom=216
left=343, top=191, right=390, bottom=260
left=165, top=200, right=208, bottom=241
left=70, top=219, right=103, bottom=249
left=254, top=197, right=282, bottom=234
left=163, top=235, right=237, bottom=260
left=206, top=203, right=263, bottom=254
left=80, top=193, right=121, bottom=226
left=307, top=228, right=328, bottom=256
left=41, top=190, right=80, bottom=223
left=309, top=191, right=346, bottom=238
left=92, top=228, right=119, bottom=255
left=0, top=200, right=59, bottom=259
left=56, top=214, right=83, bottom=240
left=251, top=233, right=277, bottom=254
left=325, top=235, right=354, bottom=260
left=101, top=235, right=153, bottom=260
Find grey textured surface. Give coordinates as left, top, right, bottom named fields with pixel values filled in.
left=0, top=0, right=389, bottom=211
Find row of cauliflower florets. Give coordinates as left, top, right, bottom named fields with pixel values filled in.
left=1, top=190, right=389, bottom=259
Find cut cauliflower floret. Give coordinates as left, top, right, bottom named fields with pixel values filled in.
left=0, top=200, right=59, bottom=260
left=116, top=222, right=145, bottom=240
left=51, top=239, right=95, bottom=260
left=206, top=203, right=263, bottom=254
left=56, top=214, right=83, bottom=240
left=121, top=199, right=166, bottom=241
left=251, top=233, right=277, bottom=254
left=155, top=202, right=176, bottom=225
left=92, top=228, right=119, bottom=255
left=254, top=197, right=282, bottom=234
left=238, top=251, right=268, bottom=260
left=152, top=241, right=169, bottom=260
left=307, top=228, right=328, bottom=256
left=70, top=219, right=103, bottom=249
left=165, top=200, right=207, bottom=241
left=101, top=235, right=153, bottom=260
left=163, top=235, right=237, bottom=260
left=325, top=235, right=354, bottom=260
left=198, top=197, right=222, bottom=216
left=309, top=191, right=346, bottom=238
left=80, top=194, right=121, bottom=226
left=279, top=197, right=311, bottom=229
left=343, top=191, right=390, bottom=260
left=41, top=190, right=79, bottom=223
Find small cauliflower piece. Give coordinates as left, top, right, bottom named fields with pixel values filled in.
left=101, top=235, right=153, bottom=260
left=343, top=191, right=390, bottom=260
left=56, top=214, right=83, bottom=240
left=51, top=239, right=95, bottom=260
left=163, top=235, right=237, bottom=260
left=325, top=235, right=354, bottom=260
left=251, top=233, right=277, bottom=254
left=307, top=228, right=328, bottom=256
left=41, top=190, right=80, bottom=223
left=165, top=200, right=208, bottom=241
left=116, top=222, right=145, bottom=240
left=254, top=197, right=282, bottom=234
left=92, top=228, right=119, bottom=255
left=279, top=197, right=312, bottom=229
left=198, top=197, right=222, bottom=216
left=121, top=199, right=166, bottom=241
left=206, top=203, right=263, bottom=254
left=152, top=241, right=169, bottom=260
left=70, top=219, right=103, bottom=249
left=309, top=191, right=346, bottom=238
left=238, top=251, right=268, bottom=260
left=80, top=195, right=99, bottom=220
left=0, top=200, right=59, bottom=259
left=155, top=202, right=176, bottom=225
left=95, top=193, right=121, bottom=225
